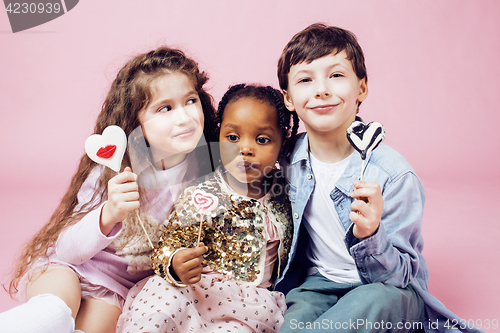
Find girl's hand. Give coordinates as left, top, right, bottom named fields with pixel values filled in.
left=172, top=243, right=208, bottom=285
left=349, top=180, right=384, bottom=240
left=101, top=167, right=140, bottom=235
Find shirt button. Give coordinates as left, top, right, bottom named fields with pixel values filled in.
left=294, top=213, right=299, bottom=219
left=307, top=174, right=312, bottom=180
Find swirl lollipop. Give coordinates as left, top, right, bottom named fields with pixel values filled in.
left=191, top=189, right=219, bottom=244
left=346, top=120, right=385, bottom=181
left=85, top=125, right=154, bottom=248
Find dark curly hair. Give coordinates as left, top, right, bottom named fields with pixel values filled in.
left=214, top=84, right=299, bottom=162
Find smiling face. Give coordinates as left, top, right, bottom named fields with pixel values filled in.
left=219, top=97, right=283, bottom=198
left=283, top=50, right=368, bottom=138
left=138, top=72, right=205, bottom=169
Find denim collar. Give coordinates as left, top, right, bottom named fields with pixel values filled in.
left=290, top=132, right=310, bottom=165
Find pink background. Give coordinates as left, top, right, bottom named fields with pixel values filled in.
left=1, top=0, right=499, bottom=329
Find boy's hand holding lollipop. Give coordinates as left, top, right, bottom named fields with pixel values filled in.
left=347, top=120, right=385, bottom=240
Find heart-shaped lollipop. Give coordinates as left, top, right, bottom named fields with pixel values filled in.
left=85, top=125, right=127, bottom=172
left=347, top=121, right=385, bottom=160
left=191, top=189, right=219, bottom=243
left=192, top=189, right=219, bottom=215
left=347, top=120, right=385, bottom=180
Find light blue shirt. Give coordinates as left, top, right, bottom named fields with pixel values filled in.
left=275, top=132, right=483, bottom=333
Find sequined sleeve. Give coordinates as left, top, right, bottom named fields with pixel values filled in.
left=151, top=190, right=201, bottom=287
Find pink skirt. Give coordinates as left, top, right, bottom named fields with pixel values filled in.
left=117, top=274, right=287, bottom=333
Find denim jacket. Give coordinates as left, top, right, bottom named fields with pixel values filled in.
left=275, top=132, right=483, bottom=333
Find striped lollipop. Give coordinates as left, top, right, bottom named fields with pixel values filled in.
left=347, top=120, right=385, bottom=180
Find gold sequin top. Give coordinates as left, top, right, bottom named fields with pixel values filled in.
left=152, top=167, right=293, bottom=287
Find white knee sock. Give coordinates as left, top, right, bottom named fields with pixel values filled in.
left=0, top=294, right=75, bottom=333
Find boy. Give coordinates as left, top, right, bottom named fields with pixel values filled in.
left=275, top=23, right=482, bottom=333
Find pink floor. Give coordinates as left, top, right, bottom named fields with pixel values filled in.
left=1, top=174, right=499, bottom=331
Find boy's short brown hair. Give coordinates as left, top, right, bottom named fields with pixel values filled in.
left=278, top=23, right=367, bottom=90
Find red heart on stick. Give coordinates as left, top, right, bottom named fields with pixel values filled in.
left=85, top=125, right=127, bottom=172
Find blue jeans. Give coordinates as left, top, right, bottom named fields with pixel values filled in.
left=279, top=272, right=425, bottom=333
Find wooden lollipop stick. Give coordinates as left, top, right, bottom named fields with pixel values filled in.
left=197, top=215, right=203, bottom=244
left=135, top=210, right=154, bottom=249
left=192, top=189, right=218, bottom=246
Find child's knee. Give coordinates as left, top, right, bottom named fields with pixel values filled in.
left=285, top=285, right=318, bottom=308
left=27, top=266, right=82, bottom=318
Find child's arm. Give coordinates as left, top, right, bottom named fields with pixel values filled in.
left=345, top=173, right=425, bottom=288
left=100, top=167, right=140, bottom=235
left=55, top=166, right=139, bottom=265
